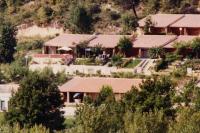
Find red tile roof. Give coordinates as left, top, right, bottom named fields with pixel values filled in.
left=170, top=14, right=200, bottom=28
left=59, top=77, right=143, bottom=94
left=45, top=34, right=131, bottom=48
left=164, top=35, right=198, bottom=48
left=139, top=14, right=184, bottom=28
left=45, top=34, right=95, bottom=47
left=89, top=35, right=131, bottom=48
left=132, top=35, right=177, bottom=48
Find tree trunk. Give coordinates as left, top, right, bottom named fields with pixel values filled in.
left=131, top=0, right=138, bottom=18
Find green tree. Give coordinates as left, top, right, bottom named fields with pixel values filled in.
left=37, top=6, right=54, bottom=24
left=5, top=71, right=65, bottom=131
left=190, top=37, right=200, bottom=58
left=122, top=13, right=138, bottom=34
left=176, top=79, right=200, bottom=109
left=69, top=5, right=92, bottom=33
left=124, top=110, right=168, bottom=133
left=169, top=108, right=200, bottom=133
left=95, top=86, right=115, bottom=106
left=143, top=16, right=154, bottom=34
left=0, top=21, right=17, bottom=63
left=122, top=77, right=175, bottom=117
left=148, top=47, right=165, bottom=59
left=72, top=86, right=123, bottom=133
left=117, top=37, right=133, bottom=56
left=174, top=41, right=188, bottom=56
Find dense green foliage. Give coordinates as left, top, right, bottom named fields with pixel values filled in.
left=68, top=5, right=92, bottom=33
left=117, top=37, right=133, bottom=56
left=5, top=71, right=65, bottom=131
left=148, top=47, right=165, bottom=59
left=0, top=20, right=17, bottom=63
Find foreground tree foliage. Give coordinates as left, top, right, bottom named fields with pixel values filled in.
left=123, top=77, right=175, bottom=117
left=68, top=86, right=124, bottom=133
left=0, top=20, right=17, bottom=63
left=5, top=71, right=65, bottom=131
left=169, top=108, right=200, bottom=133
left=124, top=110, right=168, bottom=133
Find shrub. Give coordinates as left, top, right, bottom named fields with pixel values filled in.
left=165, top=53, right=181, bottom=63
left=154, top=59, right=168, bottom=72
left=171, top=68, right=187, bottom=78
left=109, top=11, right=121, bottom=20
left=111, top=55, right=123, bottom=67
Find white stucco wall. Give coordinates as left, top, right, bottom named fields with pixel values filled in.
left=0, top=93, right=12, bottom=111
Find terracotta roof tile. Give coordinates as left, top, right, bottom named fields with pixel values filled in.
left=133, top=35, right=177, bottom=48
left=164, top=35, right=198, bottom=48
left=171, top=14, right=200, bottom=28
left=44, top=34, right=131, bottom=48
left=44, top=34, right=94, bottom=47
left=89, top=35, right=131, bottom=48
left=59, top=77, right=143, bottom=94
left=139, top=14, right=184, bottom=28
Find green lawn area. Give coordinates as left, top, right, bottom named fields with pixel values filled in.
left=123, top=59, right=141, bottom=68
left=74, top=58, right=102, bottom=66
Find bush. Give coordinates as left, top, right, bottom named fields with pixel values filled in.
left=111, top=55, right=123, bottom=67
left=109, top=11, right=121, bottom=20
left=165, top=53, right=181, bottom=63
left=0, top=124, right=50, bottom=133
left=0, top=59, right=28, bottom=82
left=154, top=59, right=168, bottom=72
left=171, top=68, right=186, bottom=78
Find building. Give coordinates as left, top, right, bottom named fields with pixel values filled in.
left=43, top=34, right=130, bottom=56
left=170, top=14, right=200, bottom=35
left=40, top=33, right=198, bottom=60
left=59, top=77, right=143, bottom=103
left=139, top=14, right=200, bottom=35
left=139, top=14, right=184, bottom=35
left=132, top=35, right=178, bottom=57
left=0, top=84, right=19, bottom=111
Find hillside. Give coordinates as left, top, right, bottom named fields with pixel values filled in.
left=1, top=0, right=200, bottom=35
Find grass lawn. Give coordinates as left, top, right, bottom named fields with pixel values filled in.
left=123, top=59, right=141, bottom=68
left=74, top=58, right=102, bottom=66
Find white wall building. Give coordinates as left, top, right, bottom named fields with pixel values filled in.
left=0, top=84, right=19, bottom=111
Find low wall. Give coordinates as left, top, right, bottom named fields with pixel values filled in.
left=29, top=64, right=135, bottom=75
